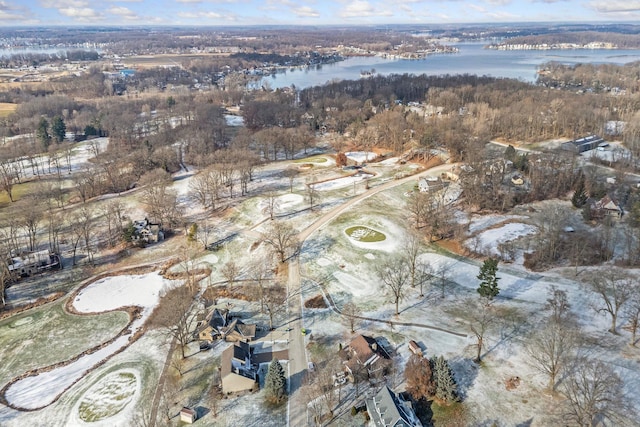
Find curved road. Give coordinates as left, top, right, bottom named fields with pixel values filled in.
left=286, top=163, right=457, bottom=427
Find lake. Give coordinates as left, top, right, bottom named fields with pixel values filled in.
left=259, top=42, right=640, bottom=89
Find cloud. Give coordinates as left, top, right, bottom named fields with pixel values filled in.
left=40, top=0, right=101, bottom=20
left=484, top=0, right=511, bottom=5
left=339, top=0, right=393, bottom=18
left=293, top=6, right=320, bottom=17
left=588, top=0, right=640, bottom=13
left=175, top=0, right=203, bottom=3
left=107, top=6, right=138, bottom=20
left=177, top=10, right=237, bottom=20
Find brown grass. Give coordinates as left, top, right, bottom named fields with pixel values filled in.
left=304, top=294, right=327, bottom=309
left=0, top=102, right=17, bottom=117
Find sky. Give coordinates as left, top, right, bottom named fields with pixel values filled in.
left=0, top=0, right=639, bottom=27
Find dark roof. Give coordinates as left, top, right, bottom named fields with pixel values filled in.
left=348, top=335, right=391, bottom=366
left=233, top=341, right=250, bottom=361
left=366, top=386, right=420, bottom=427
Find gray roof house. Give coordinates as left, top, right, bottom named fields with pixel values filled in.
left=365, top=386, right=422, bottom=427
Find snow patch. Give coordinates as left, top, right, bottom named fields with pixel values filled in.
left=317, top=257, right=331, bottom=267
left=333, top=271, right=377, bottom=297
left=345, top=151, right=377, bottom=163
left=466, top=223, right=537, bottom=256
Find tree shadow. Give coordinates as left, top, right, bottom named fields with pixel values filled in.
left=448, top=357, right=478, bottom=401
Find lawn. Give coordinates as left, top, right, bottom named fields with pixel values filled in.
left=345, top=226, right=386, bottom=242
left=0, top=299, right=129, bottom=386
left=0, top=103, right=17, bottom=118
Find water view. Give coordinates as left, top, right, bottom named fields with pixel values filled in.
left=260, top=42, right=640, bottom=89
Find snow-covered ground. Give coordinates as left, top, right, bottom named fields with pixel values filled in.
left=5, top=273, right=177, bottom=411
left=466, top=222, right=537, bottom=256
left=345, top=151, right=377, bottom=163
left=311, top=172, right=373, bottom=191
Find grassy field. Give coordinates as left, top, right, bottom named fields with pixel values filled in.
left=0, top=299, right=129, bottom=386
left=77, top=371, right=137, bottom=422
left=345, top=226, right=386, bottom=242
left=294, top=155, right=328, bottom=164
left=0, top=103, right=17, bottom=118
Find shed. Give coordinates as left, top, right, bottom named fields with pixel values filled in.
left=408, top=340, right=423, bottom=357
left=180, top=407, right=197, bottom=424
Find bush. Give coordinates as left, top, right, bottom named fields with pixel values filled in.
left=351, top=406, right=358, bottom=416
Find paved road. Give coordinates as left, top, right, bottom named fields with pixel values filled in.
left=286, top=163, right=457, bottom=426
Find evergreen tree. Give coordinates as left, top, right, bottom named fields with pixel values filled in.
left=571, top=171, right=588, bottom=208
left=36, top=117, right=50, bottom=151
left=504, top=144, right=516, bottom=162
left=433, top=356, right=458, bottom=404
left=264, top=358, right=287, bottom=405
left=477, top=258, right=500, bottom=302
left=51, top=116, right=66, bottom=143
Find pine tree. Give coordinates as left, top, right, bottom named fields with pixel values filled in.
left=571, top=171, right=588, bottom=208
left=36, top=117, right=50, bottom=151
left=433, top=355, right=458, bottom=404
left=51, top=116, right=66, bottom=143
left=264, top=358, right=287, bottom=405
left=477, top=258, right=500, bottom=302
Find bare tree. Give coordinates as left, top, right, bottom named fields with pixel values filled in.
left=624, top=291, right=640, bottom=346
left=248, top=255, right=274, bottom=313
left=262, top=220, right=299, bottom=263
left=221, top=259, right=242, bottom=290
left=149, top=284, right=200, bottom=358
left=546, top=285, right=571, bottom=323
left=434, top=261, right=453, bottom=299
left=283, top=167, right=298, bottom=193
left=305, top=180, right=320, bottom=210
left=0, top=261, right=9, bottom=307
left=525, top=320, right=579, bottom=391
left=140, top=169, right=183, bottom=228
left=18, top=200, right=42, bottom=251
left=341, top=302, right=362, bottom=333
left=209, top=367, right=221, bottom=419
left=313, top=360, right=340, bottom=418
left=262, top=191, right=281, bottom=220
left=463, top=298, right=496, bottom=363
left=402, top=232, right=424, bottom=289
left=101, top=200, right=127, bottom=248
left=589, top=268, right=634, bottom=334
left=562, top=359, right=634, bottom=426
left=376, top=257, right=410, bottom=316
left=405, top=353, right=435, bottom=401
left=262, top=282, right=287, bottom=330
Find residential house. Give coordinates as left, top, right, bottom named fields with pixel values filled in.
left=221, top=341, right=258, bottom=394
left=132, top=218, right=164, bottom=244
left=197, top=308, right=230, bottom=342
left=417, top=176, right=445, bottom=193
left=591, top=195, right=624, bottom=218
left=344, top=335, right=391, bottom=377
left=222, top=318, right=257, bottom=343
left=196, top=308, right=256, bottom=343
left=365, top=386, right=422, bottom=427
